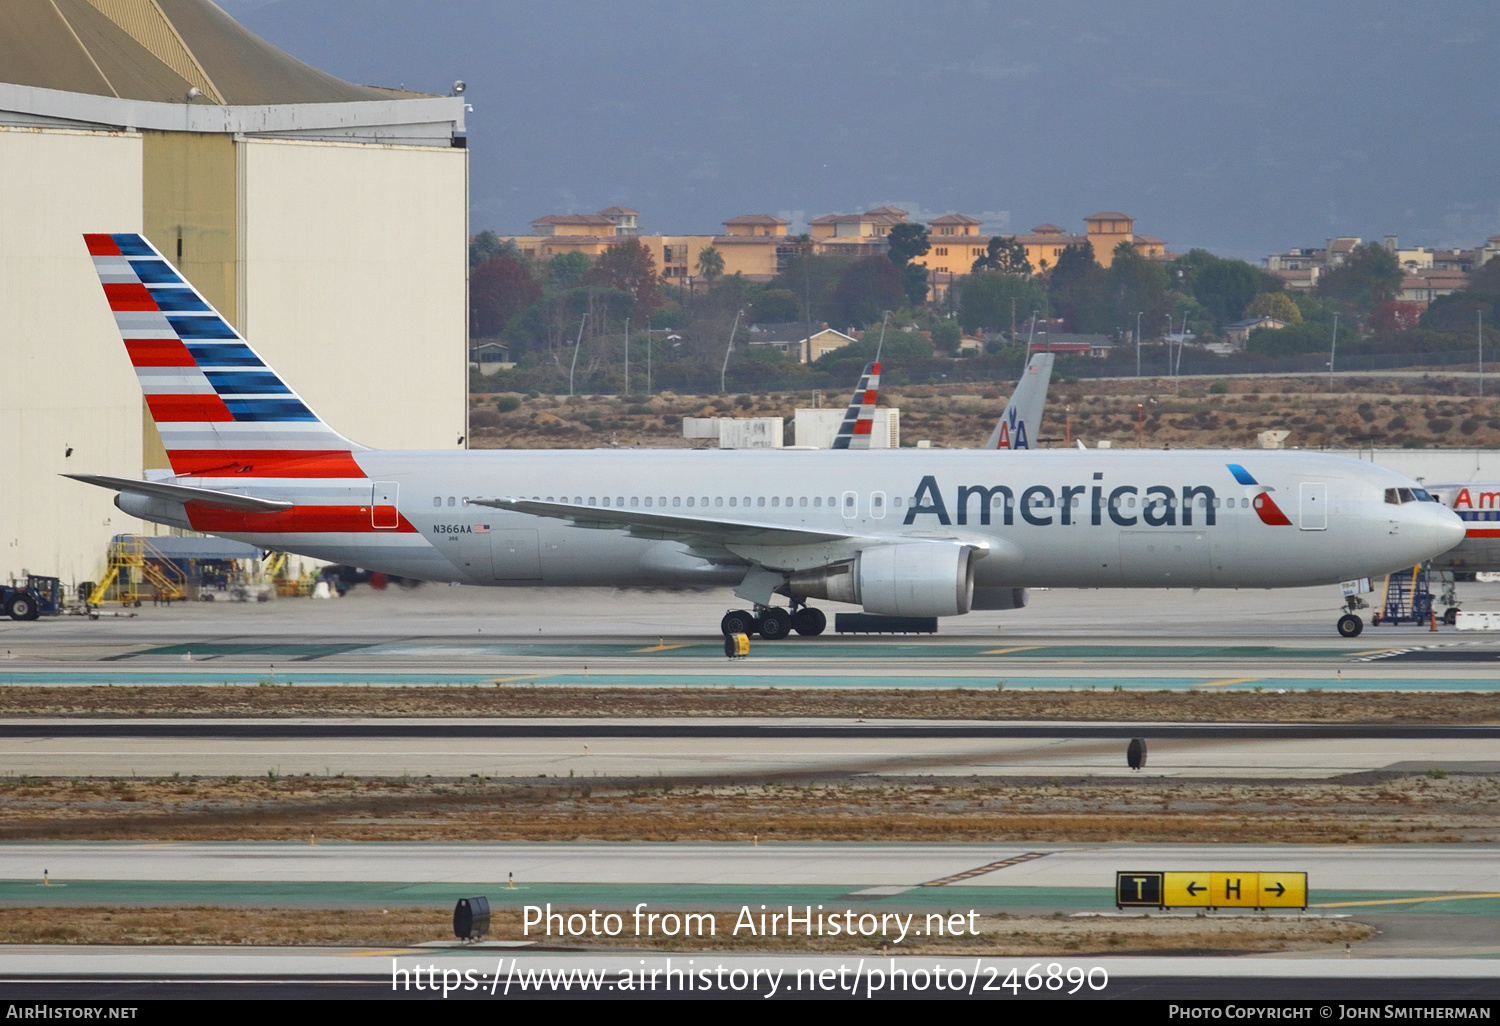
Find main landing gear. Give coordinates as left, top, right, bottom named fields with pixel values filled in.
left=720, top=603, right=827, bottom=639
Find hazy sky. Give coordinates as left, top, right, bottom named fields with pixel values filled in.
left=220, top=0, right=1499, bottom=261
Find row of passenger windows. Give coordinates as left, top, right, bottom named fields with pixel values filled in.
left=430, top=493, right=1255, bottom=511
left=432, top=494, right=874, bottom=509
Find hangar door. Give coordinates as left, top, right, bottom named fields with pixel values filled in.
left=1299, top=482, right=1327, bottom=531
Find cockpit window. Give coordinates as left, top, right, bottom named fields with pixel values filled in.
left=1398, top=488, right=1416, bottom=503
left=1385, top=488, right=1400, bottom=505
left=1414, top=488, right=1434, bottom=502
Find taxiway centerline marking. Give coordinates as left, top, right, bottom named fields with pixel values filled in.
left=632, top=643, right=697, bottom=653
left=919, top=851, right=1051, bottom=886
left=1198, top=677, right=1260, bottom=688
left=980, top=646, right=1042, bottom=656
left=1312, top=892, right=1500, bottom=908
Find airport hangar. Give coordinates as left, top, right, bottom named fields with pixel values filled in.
left=0, top=0, right=469, bottom=586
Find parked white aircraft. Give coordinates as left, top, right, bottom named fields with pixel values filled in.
left=67, top=234, right=1464, bottom=639
left=1423, top=482, right=1500, bottom=572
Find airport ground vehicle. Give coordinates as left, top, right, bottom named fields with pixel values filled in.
left=66, top=233, right=1466, bottom=638
left=1, top=575, right=62, bottom=621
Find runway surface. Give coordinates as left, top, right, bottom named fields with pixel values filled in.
left=0, top=719, right=1494, bottom=777
left=3, top=584, right=1500, bottom=692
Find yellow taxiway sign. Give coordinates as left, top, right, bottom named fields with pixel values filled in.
left=1118, top=871, right=1306, bottom=909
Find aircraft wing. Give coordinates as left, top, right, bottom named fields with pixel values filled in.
left=63, top=473, right=294, bottom=513
left=469, top=497, right=859, bottom=547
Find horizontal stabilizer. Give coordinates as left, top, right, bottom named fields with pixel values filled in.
left=63, top=473, right=293, bottom=513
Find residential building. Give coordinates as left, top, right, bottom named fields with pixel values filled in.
left=915, top=212, right=1169, bottom=276
left=1399, top=270, right=1470, bottom=305
left=506, top=212, right=791, bottom=282
left=744, top=322, right=858, bottom=363
left=1224, top=316, right=1287, bottom=348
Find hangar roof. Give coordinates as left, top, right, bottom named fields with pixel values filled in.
left=0, top=0, right=407, bottom=105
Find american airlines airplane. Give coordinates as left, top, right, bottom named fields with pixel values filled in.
left=67, top=234, right=1464, bottom=640
left=1425, top=482, right=1500, bottom=573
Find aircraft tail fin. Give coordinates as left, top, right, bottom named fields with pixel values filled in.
left=985, top=352, right=1054, bottom=449
left=831, top=361, right=880, bottom=449
left=83, top=233, right=366, bottom=479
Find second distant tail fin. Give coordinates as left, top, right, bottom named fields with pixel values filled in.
left=985, top=352, right=1054, bottom=449
left=831, top=361, right=880, bottom=450
left=84, top=233, right=364, bottom=478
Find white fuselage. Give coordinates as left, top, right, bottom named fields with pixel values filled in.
left=131, top=448, right=1466, bottom=599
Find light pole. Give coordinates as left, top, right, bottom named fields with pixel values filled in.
left=1135, top=310, right=1142, bottom=377
left=568, top=313, right=588, bottom=397
left=1328, top=311, right=1339, bottom=390
left=1479, top=309, right=1485, bottom=398
left=720, top=308, right=742, bottom=394
left=623, top=316, right=629, bottom=396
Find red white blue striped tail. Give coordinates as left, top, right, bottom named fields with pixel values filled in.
left=831, top=361, right=880, bottom=450
left=84, top=233, right=365, bottom=479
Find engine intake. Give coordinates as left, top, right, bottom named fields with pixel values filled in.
left=788, top=542, right=977, bottom=617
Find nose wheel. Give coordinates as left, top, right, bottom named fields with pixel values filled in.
left=1336, top=613, right=1364, bottom=638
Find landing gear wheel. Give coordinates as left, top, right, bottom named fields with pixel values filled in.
left=1442, top=606, right=1459, bottom=626
left=791, top=607, right=826, bottom=637
left=720, top=609, right=756, bottom=637
left=1337, top=613, right=1364, bottom=638
left=756, top=607, right=792, bottom=641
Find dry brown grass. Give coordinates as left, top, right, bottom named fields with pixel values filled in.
left=467, top=376, right=1500, bottom=450
left=0, top=905, right=1374, bottom=954
left=3, top=686, right=1495, bottom=724
left=0, top=774, right=1492, bottom=843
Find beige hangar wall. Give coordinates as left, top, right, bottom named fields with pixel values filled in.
left=236, top=137, right=468, bottom=451
left=0, top=127, right=144, bottom=585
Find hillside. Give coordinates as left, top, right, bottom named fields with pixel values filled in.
left=469, top=375, right=1500, bottom=451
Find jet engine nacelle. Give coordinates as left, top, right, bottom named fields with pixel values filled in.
left=789, top=542, right=977, bottom=617
left=971, top=586, right=1029, bottom=611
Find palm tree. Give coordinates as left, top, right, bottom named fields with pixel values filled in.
left=696, top=245, right=724, bottom=282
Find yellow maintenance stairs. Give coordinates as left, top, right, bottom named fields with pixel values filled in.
left=88, top=536, right=189, bottom=606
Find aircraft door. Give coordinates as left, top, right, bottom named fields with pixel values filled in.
left=870, top=491, right=887, bottom=519
left=490, top=529, right=542, bottom=580
left=1299, top=482, right=1327, bottom=531
left=372, top=482, right=399, bottom=529
left=842, top=490, right=858, bottom=520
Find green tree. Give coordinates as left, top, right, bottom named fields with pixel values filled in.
left=748, top=288, right=801, bottom=323
left=901, top=263, right=930, bottom=307
left=1047, top=242, right=1111, bottom=333
left=1244, top=291, right=1302, bottom=323
left=1190, top=256, right=1261, bottom=328
left=957, top=270, right=1047, bottom=333
left=468, top=229, right=518, bottom=269
left=885, top=223, right=930, bottom=267
left=587, top=239, right=663, bottom=319
left=971, top=236, right=1032, bottom=275
left=469, top=254, right=542, bottom=338
left=832, top=256, right=903, bottom=328
left=1316, top=242, right=1403, bottom=315
left=1105, top=247, right=1171, bottom=332
left=771, top=251, right=854, bottom=326
left=696, top=245, right=725, bottom=281
left=546, top=251, right=592, bottom=289
left=929, top=319, right=961, bottom=354
left=1246, top=321, right=1332, bottom=356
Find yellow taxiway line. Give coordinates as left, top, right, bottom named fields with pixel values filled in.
left=1313, top=892, right=1500, bottom=908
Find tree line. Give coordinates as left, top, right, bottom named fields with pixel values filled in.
left=466, top=225, right=1496, bottom=395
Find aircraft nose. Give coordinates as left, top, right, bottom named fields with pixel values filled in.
left=1410, top=502, right=1466, bottom=555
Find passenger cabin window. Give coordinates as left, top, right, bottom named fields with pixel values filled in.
left=432, top=497, right=441, bottom=507
left=673, top=496, right=681, bottom=507
left=771, top=497, right=780, bottom=507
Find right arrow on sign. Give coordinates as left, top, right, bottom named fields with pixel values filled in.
left=1268, top=882, right=1286, bottom=897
